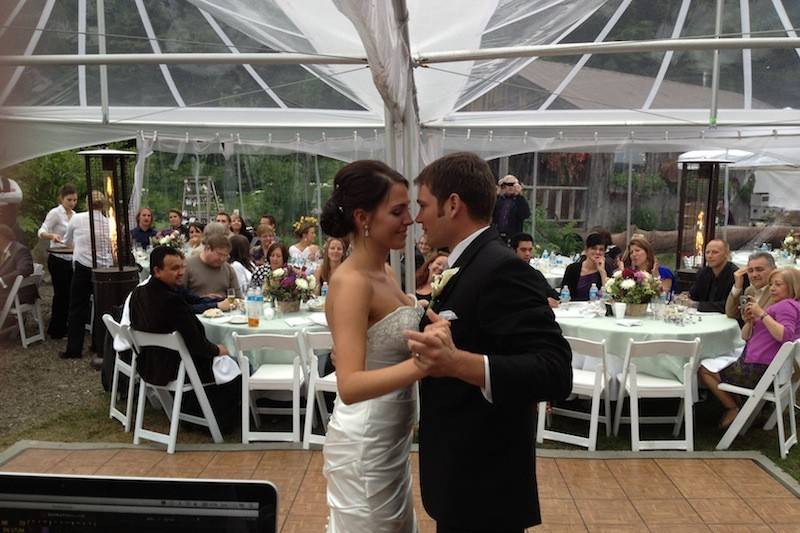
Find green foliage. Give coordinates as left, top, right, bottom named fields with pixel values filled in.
left=610, top=172, right=668, bottom=195
left=528, top=207, right=583, bottom=256
left=631, top=207, right=657, bottom=231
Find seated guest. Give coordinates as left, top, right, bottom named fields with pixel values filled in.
left=725, top=251, right=776, bottom=323
left=315, top=237, right=348, bottom=295
left=251, top=242, right=289, bottom=289
left=230, top=212, right=253, bottom=243
left=562, top=233, right=613, bottom=301
left=415, top=252, right=449, bottom=303
left=215, top=211, right=231, bottom=233
left=184, top=233, right=240, bottom=299
left=158, top=208, right=188, bottom=238
left=622, top=237, right=675, bottom=295
left=250, top=224, right=276, bottom=265
left=229, top=234, right=255, bottom=295
left=254, top=214, right=278, bottom=246
left=0, top=224, right=35, bottom=314
left=688, top=239, right=737, bottom=313
left=511, top=232, right=559, bottom=307
left=186, top=221, right=204, bottom=258
left=129, top=246, right=240, bottom=431
left=289, top=218, right=320, bottom=262
left=700, top=268, right=800, bottom=428
left=203, top=221, right=227, bottom=239
left=130, top=207, right=156, bottom=248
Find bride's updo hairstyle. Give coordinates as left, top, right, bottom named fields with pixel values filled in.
left=321, top=160, right=407, bottom=238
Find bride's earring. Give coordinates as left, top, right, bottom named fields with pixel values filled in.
left=363, top=224, right=369, bottom=238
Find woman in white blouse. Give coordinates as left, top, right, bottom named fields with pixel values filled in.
left=37, top=183, right=77, bottom=339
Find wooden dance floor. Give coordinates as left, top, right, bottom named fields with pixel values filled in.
left=2, top=446, right=799, bottom=531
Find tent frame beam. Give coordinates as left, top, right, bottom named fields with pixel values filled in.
left=4, top=37, right=800, bottom=67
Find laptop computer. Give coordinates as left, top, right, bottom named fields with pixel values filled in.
left=0, top=472, right=277, bottom=532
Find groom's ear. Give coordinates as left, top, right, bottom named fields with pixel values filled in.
left=446, top=193, right=464, bottom=220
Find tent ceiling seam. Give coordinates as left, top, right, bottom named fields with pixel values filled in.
left=133, top=0, right=186, bottom=107
left=0, top=0, right=28, bottom=41
left=77, top=0, right=87, bottom=107
left=454, top=2, right=601, bottom=114
left=741, top=0, right=752, bottom=110
left=198, top=9, right=287, bottom=109
left=539, top=0, right=633, bottom=111
left=0, top=0, right=56, bottom=106
left=643, top=0, right=691, bottom=110
left=770, top=0, right=800, bottom=62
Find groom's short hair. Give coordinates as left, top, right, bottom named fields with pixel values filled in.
left=415, top=152, right=496, bottom=222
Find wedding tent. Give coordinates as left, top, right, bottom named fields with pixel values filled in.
left=4, top=0, right=800, bottom=286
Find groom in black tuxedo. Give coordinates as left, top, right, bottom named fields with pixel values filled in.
left=405, top=152, right=573, bottom=533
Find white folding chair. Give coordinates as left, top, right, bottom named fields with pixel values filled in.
left=0, top=275, right=23, bottom=337
left=9, top=273, right=45, bottom=348
left=33, top=263, right=44, bottom=276
left=85, top=294, right=94, bottom=333
left=716, top=341, right=799, bottom=459
left=127, top=327, right=223, bottom=454
left=102, top=314, right=138, bottom=432
left=302, top=330, right=337, bottom=448
left=613, top=338, right=701, bottom=451
left=537, top=337, right=612, bottom=451
left=232, top=332, right=308, bottom=444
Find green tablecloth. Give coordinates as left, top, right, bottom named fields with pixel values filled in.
left=557, top=313, right=743, bottom=382
left=199, top=311, right=327, bottom=367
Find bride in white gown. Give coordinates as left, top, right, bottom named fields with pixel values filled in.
left=319, top=160, right=427, bottom=532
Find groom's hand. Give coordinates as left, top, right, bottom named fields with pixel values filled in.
left=404, top=314, right=458, bottom=377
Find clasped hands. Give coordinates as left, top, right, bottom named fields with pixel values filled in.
left=403, top=308, right=460, bottom=377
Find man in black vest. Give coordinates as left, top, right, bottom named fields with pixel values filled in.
left=406, top=152, right=573, bottom=533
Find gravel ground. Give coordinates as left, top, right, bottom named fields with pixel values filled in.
left=0, top=283, right=102, bottom=437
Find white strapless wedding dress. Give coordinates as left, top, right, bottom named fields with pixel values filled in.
left=323, top=305, right=423, bottom=533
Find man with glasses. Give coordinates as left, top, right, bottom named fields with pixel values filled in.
left=725, top=251, right=776, bottom=324
left=183, top=233, right=240, bottom=301
left=492, top=174, right=531, bottom=243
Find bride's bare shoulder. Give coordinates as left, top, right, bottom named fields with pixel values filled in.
left=329, top=264, right=372, bottom=296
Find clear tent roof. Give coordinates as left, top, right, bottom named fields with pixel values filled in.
left=3, top=0, right=800, bottom=167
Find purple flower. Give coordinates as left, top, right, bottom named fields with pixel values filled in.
left=634, top=271, right=645, bottom=282
left=280, top=277, right=293, bottom=288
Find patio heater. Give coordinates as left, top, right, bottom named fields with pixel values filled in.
left=674, top=155, right=730, bottom=291
left=78, top=149, right=139, bottom=362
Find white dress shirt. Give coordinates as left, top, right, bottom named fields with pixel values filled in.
left=443, top=225, right=494, bottom=402
left=38, top=204, right=73, bottom=261
left=64, top=210, right=113, bottom=268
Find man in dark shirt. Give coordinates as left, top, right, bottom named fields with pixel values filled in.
left=689, top=239, right=737, bottom=313
left=129, top=246, right=240, bottom=432
left=510, top=232, right=559, bottom=308
left=130, top=207, right=157, bottom=249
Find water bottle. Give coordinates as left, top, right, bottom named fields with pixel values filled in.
left=542, top=249, right=550, bottom=261
left=247, top=288, right=261, bottom=327
left=321, top=282, right=329, bottom=298
left=659, top=290, right=669, bottom=305
left=560, top=285, right=571, bottom=304
left=589, top=283, right=598, bottom=302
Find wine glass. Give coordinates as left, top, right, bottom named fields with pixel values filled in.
left=227, top=288, right=236, bottom=311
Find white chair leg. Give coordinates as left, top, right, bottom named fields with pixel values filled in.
left=630, top=390, right=640, bottom=452
left=672, top=399, right=685, bottom=437
left=124, top=363, right=137, bottom=433
left=303, top=376, right=317, bottom=449
left=613, top=388, right=625, bottom=437
left=684, top=396, right=694, bottom=452
left=536, top=402, right=546, bottom=444
left=317, top=390, right=329, bottom=430
left=167, top=371, right=186, bottom=454
left=603, top=388, right=612, bottom=437
left=16, top=307, right=27, bottom=348
left=717, top=393, right=761, bottom=450
left=109, top=358, right=121, bottom=420
left=774, top=382, right=788, bottom=459
left=241, top=370, right=250, bottom=444
left=588, top=392, right=601, bottom=452
left=292, top=366, right=301, bottom=443
left=133, top=379, right=148, bottom=445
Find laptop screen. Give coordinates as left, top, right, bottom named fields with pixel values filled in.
left=0, top=472, right=277, bottom=532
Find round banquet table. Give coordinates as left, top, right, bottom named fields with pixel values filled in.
left=556, top=311, right=743, bottom=384
left=528, top=262, right=565, bottom=289
left=199, top=310, right=328, bottom=367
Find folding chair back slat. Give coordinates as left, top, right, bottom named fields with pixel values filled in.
left=303, top=330, right=336, bottom=448
left=9, top=274, right=44, bottom=348
left=102, top=314, right=138, bottom=432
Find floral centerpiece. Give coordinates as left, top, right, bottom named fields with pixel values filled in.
left=150, top=230, right=185, bottom=250
left=265, top=265, right=317, bottom=313
left=782, top=230, right=800, bottom=258
left=604, top=268, right=661, bottom=316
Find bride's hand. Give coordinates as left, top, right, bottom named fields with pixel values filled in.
left=404, top=311, right=457, bottom=377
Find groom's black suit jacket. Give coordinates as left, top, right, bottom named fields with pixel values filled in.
left=418, top=228, right=573, bottom=530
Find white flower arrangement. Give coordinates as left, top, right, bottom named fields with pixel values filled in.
left=782, top=230, right=800, bottom=258
left=431, top=267, right=460, bottom=300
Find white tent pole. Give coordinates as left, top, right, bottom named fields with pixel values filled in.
left=709, top=0, right=724, bottom=128
left=77, top=0, right=87, bottom=107
left=387, top=103, right=402, bottom=281
left=741, top=0, right=752, bottom=110
left=626, top=149, right=633, bottom=243
left=134, top=0, right=185, bottom=107
left=771, top=0, right=800, bottom=62
left=314, top=154, right=322, bottom=243
left=236, top=152, right=245, bottom=219
left=96, top=0, right=109, bottom=124
left=0, top=0, right=29, bottom=41
left=724, top=164, right=730, bottom=241
left=7, top=37, right=800, bottom=67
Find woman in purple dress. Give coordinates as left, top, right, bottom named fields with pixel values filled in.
left=561, top=233, right=612, bottom=301
left=699, top=268, right=800, bottom=428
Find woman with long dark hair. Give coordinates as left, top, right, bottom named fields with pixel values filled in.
left=315, top=237, right=348, bottom=295
left=319, top=160, right=423, bottom=531
left=228, top=234, right=255, bottom=295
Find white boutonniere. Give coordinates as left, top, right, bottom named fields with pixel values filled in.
left=430, top=267, right=460, bottom=300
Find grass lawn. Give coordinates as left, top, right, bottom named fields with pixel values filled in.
left=2, top=388, right=798, bottom=482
